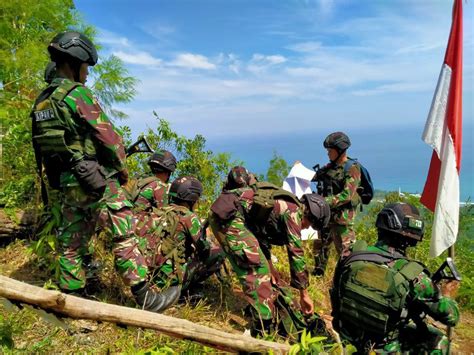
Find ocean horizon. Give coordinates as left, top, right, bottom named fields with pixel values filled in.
left=206, top=124, right=473, bottom=202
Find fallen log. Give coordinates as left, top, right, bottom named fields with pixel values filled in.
left=0, top=209, right=36, bottom=239
left=0, top=275, right=291, bottom=353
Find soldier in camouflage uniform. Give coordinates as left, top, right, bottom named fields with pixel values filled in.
left=132, top=176, right=224, bottom=312
left=133, top=149, right=177, bottom=212
left=31, top=32, right=147, bottom=291
left=209, top=166, right=330, bottom=335
left=312, top=132, right=361, bottom=276
left=331, top=203, right=459, bottom=353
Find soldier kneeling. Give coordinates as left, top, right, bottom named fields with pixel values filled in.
left=331, top=202, right=459, bottom=354
left=132, top=176, right=224, bottom=312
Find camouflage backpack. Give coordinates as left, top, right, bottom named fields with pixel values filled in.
left=249, top=181, right=301, bottom=224
left=145, top=205, right=187, bottom=280
left=123, top=175, right=162, bottom=208
left=331, top=241, right=426, bottom=341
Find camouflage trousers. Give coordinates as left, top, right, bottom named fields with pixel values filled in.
left=209, top=214, right=277, bottom=321
left=312, top=223, right=355, bottom=274
left=58, top=179, right=148, bottom=291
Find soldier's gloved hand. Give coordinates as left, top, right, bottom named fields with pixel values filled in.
left=300, top=289, right=314, bottom=315
left=117, top=168, right=129, bottom=185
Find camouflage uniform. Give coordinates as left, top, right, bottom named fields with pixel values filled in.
left=32, top=78, right=147, bottom=290
left=136, top=204, right=223, bottom=292
left=332, top=241, right=459, bottom=353
left=313, top=161, right=361, bottom=271
left=134, top=177, right=170, bottom=212
left=210, top=187, right=309, bottom=324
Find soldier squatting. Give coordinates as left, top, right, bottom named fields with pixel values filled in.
left=31, top=32, right=460, bottom=353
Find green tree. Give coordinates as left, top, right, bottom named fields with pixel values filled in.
left=266, top=151, right=290, bottom=186
left=124, top=113, right=237, bottom=216
left=0, top=0, right=137, bottom=207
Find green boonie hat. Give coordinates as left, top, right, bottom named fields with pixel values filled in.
left=48, top=31, right=98, bottom=66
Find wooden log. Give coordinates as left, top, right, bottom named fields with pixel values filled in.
left=0, top=209, right=36, bottom=238
left=0, top=275, right=291, bottom=353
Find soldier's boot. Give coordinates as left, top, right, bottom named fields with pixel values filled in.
left=131, top=282, right=181, bottom=313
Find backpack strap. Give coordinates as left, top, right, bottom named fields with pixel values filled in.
left=343, top=158, right=358, bottom=174
left=137, top=175, right=160, bottom=189
left=50, top=80, right=81, bottom=103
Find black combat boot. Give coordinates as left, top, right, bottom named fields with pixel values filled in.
left=131, top=282, right=181, bottom=313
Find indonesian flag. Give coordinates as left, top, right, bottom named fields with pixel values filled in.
left=421, top=0, right=463, bottom=257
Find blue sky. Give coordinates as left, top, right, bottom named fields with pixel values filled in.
left=75, top=0, right=473, bottom=198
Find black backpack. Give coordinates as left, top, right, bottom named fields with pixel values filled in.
left=344, top=158, right=374, bottom=205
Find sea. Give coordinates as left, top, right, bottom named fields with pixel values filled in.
left=206, top=124, right=474, bottom=202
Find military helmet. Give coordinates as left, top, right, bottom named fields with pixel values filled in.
left=148, top=149, right=177, bottom=173
left=48, top=31, right=98, bottom=66
left=226, top=166, right=250, bottom=189
left=375, top=203, right=424, bottom=244
left=44, top=62, right=57, bottom=84
left=323, top=132, right=351, bottom=152
left=301, top=193, right=331, bottom=229
left=169, top=176, right=202, bottom=203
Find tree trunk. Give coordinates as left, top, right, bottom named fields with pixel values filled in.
left=0, top=275, right=291, bottom=353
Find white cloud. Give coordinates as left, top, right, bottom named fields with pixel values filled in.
left=97, top=28, right=131, bottom=48
left=170, top=53, right=216, bottom=70
left=113, top=50, right=162, bottom=66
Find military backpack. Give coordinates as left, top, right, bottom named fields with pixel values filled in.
left=331, top=241, right=426, bottom=341
left=344, top=158, right=374, bottom=205
left=249, top=181, right=302, bottom=224
left=145, top=205, right=187, bottom=281
left=123, top=175, right=162, bottom=207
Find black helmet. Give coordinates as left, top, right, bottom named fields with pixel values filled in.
left=225, top=166, right=249, bottom=190
left=169, top=176, right=203, bottom=203
left=148, top=149, right=177, bottom=173
left=48, top=31, right=98, bottom=66
left=301, top=193, right=330, bottom=229
left=375, top=203, right=424, bottom=244
left=323, top=132, right=351, bottom=153
left=44, top=62, right=57, bottom=84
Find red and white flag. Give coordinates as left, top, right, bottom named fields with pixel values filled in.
left=421, top=0, right=463, bottom=257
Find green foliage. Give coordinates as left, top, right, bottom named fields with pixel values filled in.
left=0, top=0, right=137, bottom=208
left=266, top=151, right=289, bottom=187
left=289, top=329, right=343, bottom=354
left=124, top=113, right=237, bottom=216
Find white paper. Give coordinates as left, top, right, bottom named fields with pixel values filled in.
left=282, top=162, right=319, bottom=240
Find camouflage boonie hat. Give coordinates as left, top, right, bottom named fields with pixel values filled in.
left=170, top=176, right=202, bottom=203
left=323, top=132, right=351, bottom=152
left=148, top=149, right=177, bottom=172
left=227, top=166, right=250, bottom=188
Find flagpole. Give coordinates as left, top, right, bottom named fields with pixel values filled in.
left=447, top=244, right=454, bottom=353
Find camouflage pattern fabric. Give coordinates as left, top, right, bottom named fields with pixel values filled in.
left=35, top=78, right=147, bottom=290
left=138, top=204, right=223, bottom=292
left=313, top=161, right=361, bottom=271
left=134, top=178, right=169, bottom=212
left=210, top=187, right=310, bottom=324
left=334, top=241, right=459, bottom=353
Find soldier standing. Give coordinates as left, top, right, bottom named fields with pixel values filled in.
left=331, top=203, right=459, bottom=353
left=31, top=32, right=148, bottom=292
left=132, top=176, right=224, bottom=312
left=210, top=166, right=330, bottom=336
left=312, top=132, right=361, bottom=276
